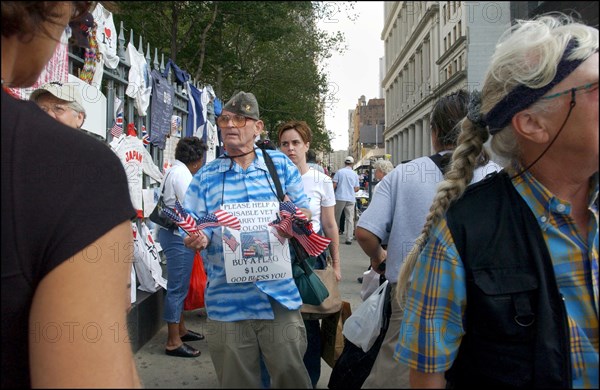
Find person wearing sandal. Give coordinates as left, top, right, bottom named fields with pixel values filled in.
left=159, top=137, right=208, bottom=358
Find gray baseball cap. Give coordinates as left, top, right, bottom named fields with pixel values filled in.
left=30, top=82, right=84, bottom=108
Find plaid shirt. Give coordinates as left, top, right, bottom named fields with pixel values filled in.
left=395, top=170, right=598, bottom=388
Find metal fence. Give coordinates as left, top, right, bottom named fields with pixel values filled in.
left=67, top=21, right=205, bottom=186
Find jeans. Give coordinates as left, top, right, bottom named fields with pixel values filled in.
left=159, top=228, right=196, bottom=323
left=303, top=319, right=321, bottom=388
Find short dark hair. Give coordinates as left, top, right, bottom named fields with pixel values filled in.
left=306, top=149, right=317, bottom=163
left=175, top=137, right=207, bottom=164
left=277, top=120, right=312, bottom=144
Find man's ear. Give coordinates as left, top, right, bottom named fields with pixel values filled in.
left=511, top=110, right=550, bottom=144
left=254, top=120, right=264, bottom=136
left=77, top=112, right=85, bottom=129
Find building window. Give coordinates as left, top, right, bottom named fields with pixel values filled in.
left=443, top=5, right=446, bottom=24
left=458, top=20, right=462, bottom=37
left=444, top=37, right=447, bottom=51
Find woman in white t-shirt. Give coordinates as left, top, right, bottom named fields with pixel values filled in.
left=278, top=120, right=341, bottom=387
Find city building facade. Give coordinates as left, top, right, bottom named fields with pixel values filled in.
left=381, top=1, right=598, bottom=165
left=350, top=95, right=385, bottom=163
left=381, top=1, right=511, bottom=165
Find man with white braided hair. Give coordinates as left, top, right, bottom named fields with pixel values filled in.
left=355, top=90, right=501, bottom=389
left=396, top=13, right=598, bottom=388
left=183, top=91, right=313, bottom=388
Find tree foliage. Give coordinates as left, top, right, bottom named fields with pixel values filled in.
left=113, top=1, right=355, bottom=152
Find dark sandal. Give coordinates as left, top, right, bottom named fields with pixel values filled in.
left=180, top=330, right=205, bottom=342
left=165, top=343, right=200, bottom=358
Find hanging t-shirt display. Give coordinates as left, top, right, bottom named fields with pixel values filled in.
left=109, top=134, right=163, bottom=218
left=149, top=69, right=174, bottom=149
left=125, top=42, right=152, bottom=116
left=92, top=2, right=119, bottom=69
left=203, top=121, right=218, bottom=163
left=186, top=82, right=205, bottom=138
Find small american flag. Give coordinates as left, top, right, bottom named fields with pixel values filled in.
left=172, top=199, right=241, bottom=233
left=279, top=201, right=309, bottom=221
left=197, top=209, right=242, bottom=231
left=268, top=201, right=331, bottom=256
left=110, top=111, right=124, bottom=138
left=222, top=228, right=239, bottom=252
left=159, top=205, right=183, bottom=224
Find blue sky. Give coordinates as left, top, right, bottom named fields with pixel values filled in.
left=319, top=1, right=384, bottom=151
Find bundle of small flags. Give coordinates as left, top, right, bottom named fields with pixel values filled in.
left=160, top=199, right=241, bottom=236
left=268, top=201, right=331, bottom=256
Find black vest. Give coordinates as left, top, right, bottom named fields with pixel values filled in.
left=445, top=171, right=571, bottom=388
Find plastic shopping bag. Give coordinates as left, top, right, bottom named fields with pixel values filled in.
left=343, top=280, right=389, bottom=352
left=360, top=268, right=381, bottom=301
left=184, top=251, right=207, bottom=310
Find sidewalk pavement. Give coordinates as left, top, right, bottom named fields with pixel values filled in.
left=135, top=237, right=370, bottom=389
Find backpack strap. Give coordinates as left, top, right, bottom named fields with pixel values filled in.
left=428, top=153, right=452, bottom=174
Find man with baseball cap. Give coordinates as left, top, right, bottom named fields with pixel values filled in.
left=333, top=155, right=360, bottom=244
left=182, top=91, right=313, bottom=388
left=30, top=81, right=86, bottom=129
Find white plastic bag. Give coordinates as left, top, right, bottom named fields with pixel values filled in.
left=360, top=268, right=381, bottom=301
left=343, top=279, right=389, bottom=352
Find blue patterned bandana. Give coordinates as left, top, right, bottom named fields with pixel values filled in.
left=484, top=39, right=584, bottom=134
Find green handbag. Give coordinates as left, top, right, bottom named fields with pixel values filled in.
left=291, top=241, right=330, bottom=306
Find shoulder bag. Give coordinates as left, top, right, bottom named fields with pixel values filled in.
left=149, top=170, right=177, bottom=229
left=301, top=249, right=342, bottom=319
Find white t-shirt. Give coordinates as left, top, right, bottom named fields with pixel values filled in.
left=92, top=3, right=119, bottom=69
left=160, top=160, right=193, bottom=208
left=125, top=42, right=152, bottom=116
left=109, top=135, right=164, bottom=216
left=302, top=167, right=336, bottom=233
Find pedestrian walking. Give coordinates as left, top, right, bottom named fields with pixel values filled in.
left=278, top=120, right=342, bottom=387
left=182, top=91, right=313, bottom=388
left=355, top=90, right=502, bottom=389
left=160, top=137, right=208, bottom=358
left=396, top=14, right=598, bottom=388
left=333, top=157, right=360, bottom=245
left=2, top=2, right=140, bottom=387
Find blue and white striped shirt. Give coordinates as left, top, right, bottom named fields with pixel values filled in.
left=184, top=148, right=309, bottom=321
